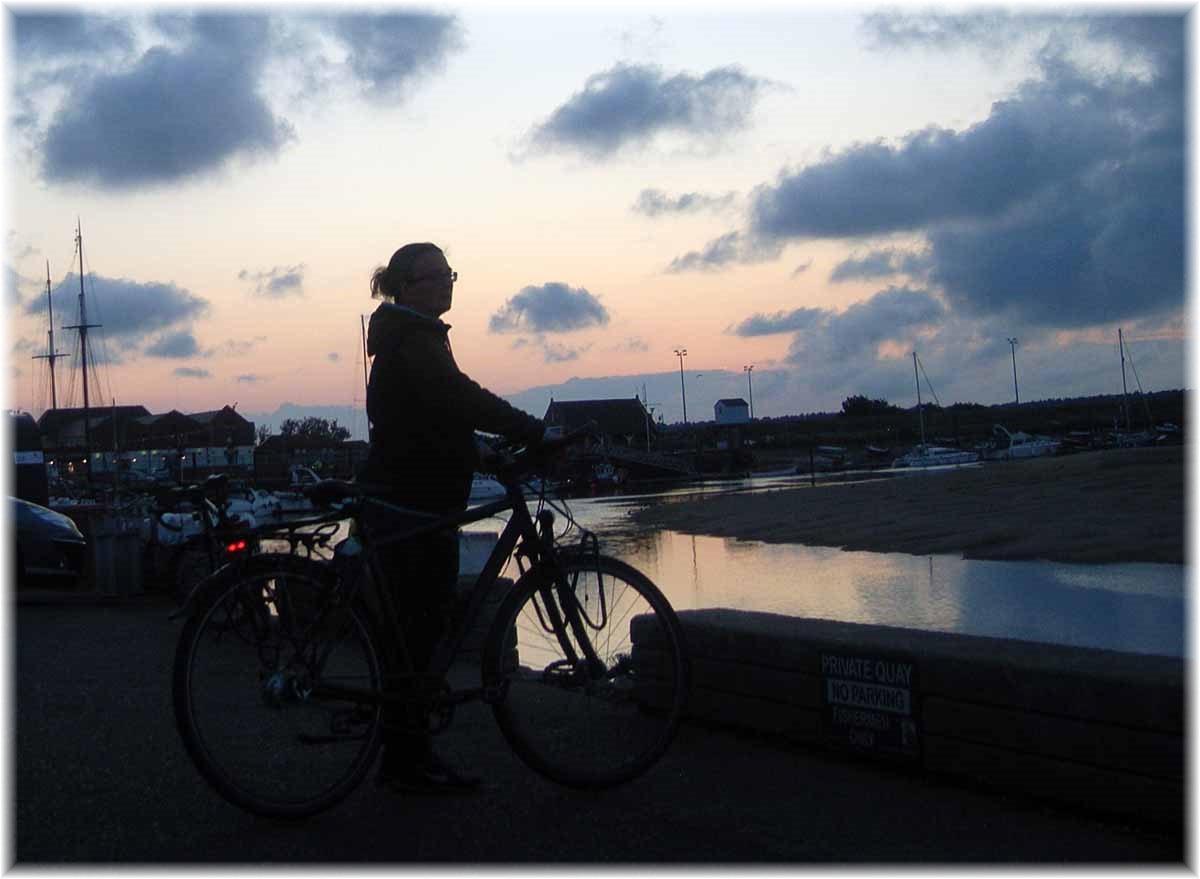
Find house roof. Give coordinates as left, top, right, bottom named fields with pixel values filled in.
left=716, top=398, right=749, bottom=407
left=544, top=398, right=653, bottom=436
left=189, top=405, right=250, bottom=425
left=38, top=405, right=149, bottom=434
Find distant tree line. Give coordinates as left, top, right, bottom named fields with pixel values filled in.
left=257, top=416, right=351, bottom=445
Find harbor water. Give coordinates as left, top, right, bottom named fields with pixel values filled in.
left=513, top=475, right=1187, bottom=659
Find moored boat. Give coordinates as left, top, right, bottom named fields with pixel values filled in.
left=893, top=445, right=980, bottom=468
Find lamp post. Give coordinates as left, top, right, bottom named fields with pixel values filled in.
left=743, top=365, right=755, bottom=419
left=674, top=349, right=688, bottom=424
left=1007, top=337, right=1020, bottom=405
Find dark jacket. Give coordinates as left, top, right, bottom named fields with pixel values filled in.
left=363, top=303, right=543, bottom=513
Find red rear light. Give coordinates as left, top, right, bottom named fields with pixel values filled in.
left=225, top=540, right=248, bottom=554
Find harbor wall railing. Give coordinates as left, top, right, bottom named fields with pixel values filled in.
left=633, top=609, right=1184, bottom=827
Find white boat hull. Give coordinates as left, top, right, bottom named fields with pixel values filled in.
left=893, top=446, right=980, bottom=468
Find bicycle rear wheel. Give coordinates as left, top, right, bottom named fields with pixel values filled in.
left=482, top=554, right=689, bottom=789
left=173, top=555, right=384, bottom=819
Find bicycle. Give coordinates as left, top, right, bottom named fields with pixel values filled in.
left=171, top=430, right=690, bottom=819
left=160, top=475, right=341, bottom=606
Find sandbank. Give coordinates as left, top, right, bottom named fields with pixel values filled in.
left=629, top=447, right=1185, bottom=565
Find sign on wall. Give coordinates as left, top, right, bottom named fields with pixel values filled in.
left=820, top=651, right=919, bottom=760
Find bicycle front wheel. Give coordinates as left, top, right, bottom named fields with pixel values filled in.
left=482, top=554, right=689, bottom=789
left=173, top=555, right=384, bottom=819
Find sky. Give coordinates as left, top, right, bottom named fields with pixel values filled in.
left=3, top=2, right=1189, bottom=440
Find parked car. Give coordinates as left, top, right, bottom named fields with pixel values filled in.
left=12, top=497, right=87, bottom=587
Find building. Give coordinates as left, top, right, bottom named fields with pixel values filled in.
left=36, top=404, right=256, bottom=481
left=714, top=398, right=751, bottom=425
left=543, top=398, right=656, bottom=449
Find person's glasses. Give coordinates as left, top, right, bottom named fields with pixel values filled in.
left=409, top=270, right=457, bottom=286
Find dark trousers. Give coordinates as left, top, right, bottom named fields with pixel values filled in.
left=363, top=509, right=459, bottom=768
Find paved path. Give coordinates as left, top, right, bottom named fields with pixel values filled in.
left=13, top=593, right=1185, bottom=863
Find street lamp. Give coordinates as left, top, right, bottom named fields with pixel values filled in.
left=743, top=365, right=755, bottom=419
left=1007, top=337, right=1020, bottom=405
left=674, top=348, right=688, bottom=424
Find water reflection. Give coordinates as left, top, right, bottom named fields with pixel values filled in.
left=558, top=493, right=1185, bottom=659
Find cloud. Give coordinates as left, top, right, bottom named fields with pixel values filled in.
left=831, top=249, right=930, bottom=283
left=790, top=260, right=813, bottom=278
left=327, top=352, right=340, bottom=362
left=13, top=12, right=137, bottom=60
left=666, top=231, right=783, bottom=273
left=734, top=286, right=944, bottom=364
left=331, top=12, right=465, bottom=101
left=238, top=264, right=305, bottom=298
left=522, top=63, right=771, bottom=159
left=174, top=367, right=210, bottom=379
left=37, top=14, right=294, bottom=188
left=632, top=188, right=737, bottom=217
left=612, top=337, right=649, bottom=353
left=860, top=9, right=1046, bottom=54
left=731, top=307, right=828, bottom=337
left=543, top=343, right=585, bottom=364
left=489, top=282, right=610, bottom=334
left=216, top=336, right=266, bottom=356
left=235, top=373, right=263, bottom=383
left=145, top=330, right=204, bottom=359
left=24, top=273, right=209, bottom=347
left=7, top=266, right=25, bottom=307
left=719, top=13, right=1183, bottom=333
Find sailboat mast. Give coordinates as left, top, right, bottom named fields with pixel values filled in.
left=63, top=219, right=103, bottom=479
left=1118, top=328, right=1131, bottom=432
left=913, top=351, right=925, bottom=446
left=32, top=261, right=64, bottom=410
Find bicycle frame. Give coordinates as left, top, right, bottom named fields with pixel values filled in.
left=276, top=476, right=602, bottom=714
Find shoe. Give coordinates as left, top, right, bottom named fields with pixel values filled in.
left=378, top=751, right=482, bottom=794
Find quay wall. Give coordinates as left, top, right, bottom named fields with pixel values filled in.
left=633, top=609, right=1183, bottom=827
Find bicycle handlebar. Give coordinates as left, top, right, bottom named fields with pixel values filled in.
left=299, top=422, right=597, bottom=509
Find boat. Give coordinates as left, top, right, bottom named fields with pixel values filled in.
left=894, top=351, right=980, bottom=468
left=987, top=425, right=1061, bottom=461
left=224, top=486, right=283, bottom=525
left=270, top=466, right=320, bottom=513
left=893, top=445, right=980, bottom=468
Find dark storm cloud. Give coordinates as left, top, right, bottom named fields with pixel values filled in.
left=38, top=14, right=294, bottom=188
left=734, top=13, right=1183, bottom=331
left=238, top=265, right=305, bottom=298
left=24, top=274, right=209, bottom=345
left=524, top=63, right=770, bottom=159
left=13, top=12, right=137, bottom=59
left=174, top=367, right=210, bottom=379
left=489, top=283, right=609, bottom=334
left=831, top=249, right=930, bottom=283
left=145, top=330, right=204, bottom=359
left=665, top=231, right=782, bottom=273
left=633, top=188, right=737, bottom=217
left=332, top=12, right=465, bottom=100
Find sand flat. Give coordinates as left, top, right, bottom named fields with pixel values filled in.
left=630, top=447, right=1185, bottom=565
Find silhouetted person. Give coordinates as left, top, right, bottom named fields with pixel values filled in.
left=363, top=242, right=543, bottom=792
